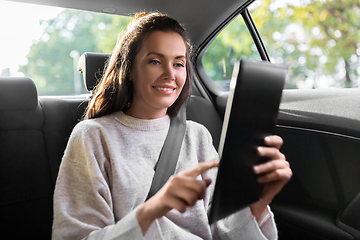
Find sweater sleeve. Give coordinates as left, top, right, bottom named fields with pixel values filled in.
left=52, top=121, right=144, bottom=240
left=194, top=122, right=278, bottom=240
left=211, top=207, right=278, bottom=240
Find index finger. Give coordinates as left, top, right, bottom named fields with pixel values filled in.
left=182, top=159, right=220, bottom=178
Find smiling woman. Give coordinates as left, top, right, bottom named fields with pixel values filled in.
left=52, top=11, right=291, bottom=240
left=84, top=12, right=193, bottom=119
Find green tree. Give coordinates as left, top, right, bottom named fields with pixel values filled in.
left=257, top=0, right=360, bottom=88
left=202, top=17, right=260, bottom=83
left=289, top=0, right=360, bottom=87
left=203, top=0, right=360, bottom=89
left=20, top=10, right=129, bottom=95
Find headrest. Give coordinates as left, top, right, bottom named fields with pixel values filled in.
left=78, top=52, right=111, bottom=91
left=0, top=77, right=38, bottom=110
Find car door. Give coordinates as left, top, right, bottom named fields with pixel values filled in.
left=192, top=2, right=360, bottom=240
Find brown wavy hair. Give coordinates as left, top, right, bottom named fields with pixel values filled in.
left=84, top=12, right=193, bottom=120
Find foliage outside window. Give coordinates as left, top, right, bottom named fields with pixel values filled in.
left=202, top=16, right=261, bottom=91
left=203, top=0, right=360, bottom=90
left=0, top=2, right=130, bottom=96
left=21, top=10, right=130, bottom=95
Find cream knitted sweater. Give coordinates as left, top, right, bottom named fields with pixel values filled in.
left=52, top=111, right=277, bottom=239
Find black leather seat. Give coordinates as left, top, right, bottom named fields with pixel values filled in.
left=0, top=76, right=86, bottom=239
left=0, top=77, right=54, bottom=239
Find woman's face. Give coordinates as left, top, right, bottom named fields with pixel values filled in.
left=127, top=31, right=187, bottom=119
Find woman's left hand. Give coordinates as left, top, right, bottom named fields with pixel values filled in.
left=250, top=135, right=292, bottom=220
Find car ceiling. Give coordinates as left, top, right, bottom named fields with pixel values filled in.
left=7, top=0, right=254, bottom=49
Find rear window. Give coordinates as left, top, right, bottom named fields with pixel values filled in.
left=0, top=1, right=130, bottom=96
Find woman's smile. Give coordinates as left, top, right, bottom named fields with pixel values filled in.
left=152, top=85, right=177, bottom=95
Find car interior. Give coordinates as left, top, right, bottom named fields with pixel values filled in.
left=1, top=0, right=360, bottom=239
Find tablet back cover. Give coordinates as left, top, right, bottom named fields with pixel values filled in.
left=208, top=59, right=287, bottom=224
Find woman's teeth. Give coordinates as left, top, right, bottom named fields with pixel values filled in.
left=154, top=87, right=174, bottom=91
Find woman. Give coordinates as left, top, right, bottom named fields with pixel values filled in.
left=52, top=12, right=292, bottom=239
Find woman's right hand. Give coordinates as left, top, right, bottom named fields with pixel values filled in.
left=136, top=159, right=219, bottom=234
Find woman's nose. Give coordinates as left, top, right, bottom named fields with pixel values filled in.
left=163, top=64, right=175, bottom=80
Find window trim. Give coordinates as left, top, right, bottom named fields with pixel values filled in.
left=241, top=8, right=270, bottom=62
left=194, top=5, right=250, bottom=99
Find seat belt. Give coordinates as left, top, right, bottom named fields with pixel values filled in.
left=146, top=105, right=187, bottom=200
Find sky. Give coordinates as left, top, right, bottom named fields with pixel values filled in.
left=0, top=1, right=63, bottom=76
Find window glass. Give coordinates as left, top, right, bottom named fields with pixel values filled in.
left=203, top=0, right=360, bottom=90
left=0, top=1, right=130, bottom=96
left=202, top=9, right=261, bottom=91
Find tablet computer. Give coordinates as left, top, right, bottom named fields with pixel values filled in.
left=208, top=59, right=287, bottom=224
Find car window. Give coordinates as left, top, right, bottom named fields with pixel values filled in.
left=202, top=5, right=262, bottom=91
left=0, top=1, right=130, bottom=96
left=203, top=0, right=360, bottom=90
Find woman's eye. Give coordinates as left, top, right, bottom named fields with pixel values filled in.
left=174, top=63, right=185, bottom=68
left=150, top=60, right=160, bottom=65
